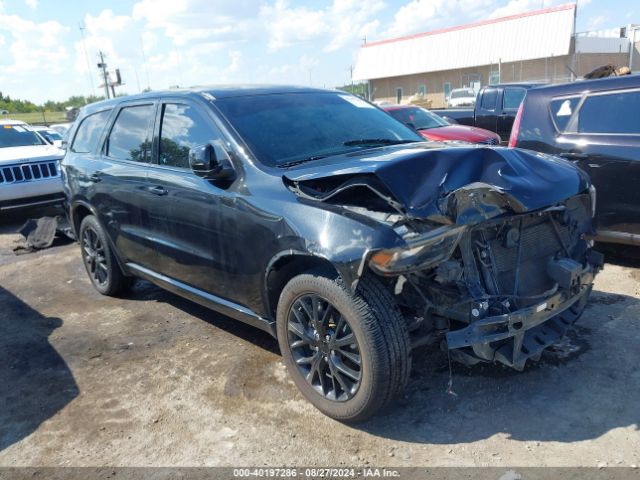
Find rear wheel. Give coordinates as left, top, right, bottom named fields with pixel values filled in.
left=79, top=215, right=132, bottom=296
left=276, top=271, right=411, bottom=422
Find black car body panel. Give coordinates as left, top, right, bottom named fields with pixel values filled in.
left=513, top=74, right=640, bottom=245
left=435, top=83, right=543, bottom=142
left=62, top=86, right=600, bottom=370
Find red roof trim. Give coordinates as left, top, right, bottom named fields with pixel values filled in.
left=363, top=3, right=576, bottom=48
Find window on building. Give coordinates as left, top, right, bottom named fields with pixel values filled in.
left=549, top=97, right=581, bottom=132
left=578, top=91, right=640, bottom=134
left=489, top=70, right=500, bottom=85
left=418, top=84, right=426, bottom=97
left=462, top=73, right=481, bottom=91
left=443, top=82, right=452, bottom=101
left=106, top=104, right=154, bottom=162
left=480, top=88, right=498, bottom=110
left=71, top=110, right=111, bottom=153
left=502, top=87, right=527, bottom=110
left=396, top=88, right=403, bottom=104
left=159, top=103, right=222, bottom=169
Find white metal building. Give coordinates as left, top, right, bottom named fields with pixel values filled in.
left=353, top=4, right=639, bottom=107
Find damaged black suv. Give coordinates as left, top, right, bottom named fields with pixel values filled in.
left=62, top=86, right=602, bottom=422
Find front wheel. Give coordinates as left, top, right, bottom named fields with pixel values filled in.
left=276, top=272, right=411, bottom=422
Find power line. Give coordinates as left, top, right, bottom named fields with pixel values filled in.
left=78, top=22, right=96, bottom=98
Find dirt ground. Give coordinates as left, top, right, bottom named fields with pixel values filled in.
left=1, top=208, right=639, bottom=467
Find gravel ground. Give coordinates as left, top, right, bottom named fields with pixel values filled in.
left=0, top=208, right=639, bottom=467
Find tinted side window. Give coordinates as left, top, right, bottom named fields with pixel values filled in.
left=159, top=103, right=222, bottom=169
left=480, top=89, right=497, bottom=110
left=107, top=105, right=154, bottom=162
left=503, top=87, right=526, bottom=110
left=578, top=91, right=640, bottom=134
left=71, top=110, right=111, bottom=153
left=549, top=97, right=580, bottom=132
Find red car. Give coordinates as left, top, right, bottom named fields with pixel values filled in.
left=383, top=105, right=501, bottom=145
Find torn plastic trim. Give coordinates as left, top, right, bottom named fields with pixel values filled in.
left=283, top=174, right=407, bottom=217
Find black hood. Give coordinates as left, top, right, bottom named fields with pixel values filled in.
left=283, top=145, right=590, bottom=225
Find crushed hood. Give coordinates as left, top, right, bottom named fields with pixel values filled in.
left=283, top=145, right=590, bottom=225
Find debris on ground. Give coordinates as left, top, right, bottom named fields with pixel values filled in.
left=13, top=216, right=75, bottom=255
left=584, top=64, right=631, bottom=79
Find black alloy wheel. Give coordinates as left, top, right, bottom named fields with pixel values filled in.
left=81, top=226, right=109, bottom=287
left=78, top=215, right=132, bottom=296
left=287, top=293, right=362, bottom=401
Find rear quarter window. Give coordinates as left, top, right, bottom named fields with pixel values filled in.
left=549, top=97, right=581, bottom=132
left=71, top=110, right=112, bottom=153
left=502, top=88, right=526, bottom=110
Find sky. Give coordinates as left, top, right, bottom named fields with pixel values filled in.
left=0, top=0, right=637, bottom=104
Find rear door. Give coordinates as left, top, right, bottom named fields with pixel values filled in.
left=94, top=100, right=158, bottom=267
left=558, top=88, right=640, bottom=235
left=497, top=87, right=527, bottom=141
left=475, top=87, right=498, bottom=133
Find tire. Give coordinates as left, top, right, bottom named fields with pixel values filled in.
left=79, top=215, right=132, bottom=296
left=276, top=271, right=411, bottom=422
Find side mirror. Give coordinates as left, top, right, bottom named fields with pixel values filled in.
left=189, top=143, right=235, bottom=181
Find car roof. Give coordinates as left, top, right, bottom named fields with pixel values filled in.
left=484, top=82, right=545, bottom=89
left=528, top=74, right=640, bottom=96
left=80, top=85, right=336, bottom=115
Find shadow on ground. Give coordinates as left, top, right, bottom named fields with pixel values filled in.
left=0, top=286, right=79, bottom=452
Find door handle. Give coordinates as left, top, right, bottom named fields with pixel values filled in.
left=148, top=185, right=168, bottom=196
left=89, top=173, right=101, bottom=183
left=558, top=152, right=588, bottom=160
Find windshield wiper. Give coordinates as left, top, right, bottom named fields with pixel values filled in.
left=276, top=155, right=328, bottom=169
left=342, top=138, right=416, bottom=147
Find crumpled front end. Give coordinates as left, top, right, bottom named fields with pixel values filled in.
left=369, top=193, right=602, bottom=370
left=284, top=145, right=601, bottom=369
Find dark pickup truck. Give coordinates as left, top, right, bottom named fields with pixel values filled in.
left=435, top=83, right=543, bottom=142
left=510, top=74, right=640, bottom=247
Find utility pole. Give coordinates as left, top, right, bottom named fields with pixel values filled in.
left=350, top=65, right=354, bottom=93
left=97, top=51, right=110, bottom=99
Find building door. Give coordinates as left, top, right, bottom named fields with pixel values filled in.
left=443, top=82, right=451, bottom=104
left=396, top=88, right=403, bottom=104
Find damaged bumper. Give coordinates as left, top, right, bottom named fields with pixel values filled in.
left=445, top=266, right=596, bottom=370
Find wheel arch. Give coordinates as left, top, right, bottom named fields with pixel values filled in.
left=70, top=200, right=99, bottom=236
left=264, top=251, right=342, bottom=320
left=71, top=200, right=131, bottom=277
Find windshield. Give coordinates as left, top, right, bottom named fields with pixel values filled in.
left=214, top=92, right=422, bottom=167
left=0, top=124, right=47, bottom=148
left=386, top=107, right=448, bottom=130
left=44, top=130, right=63, bottom=141
left=451, top=89, right=475, bottom=99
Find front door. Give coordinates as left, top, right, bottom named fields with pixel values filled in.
left=144, top=100, right=239, bottom=300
